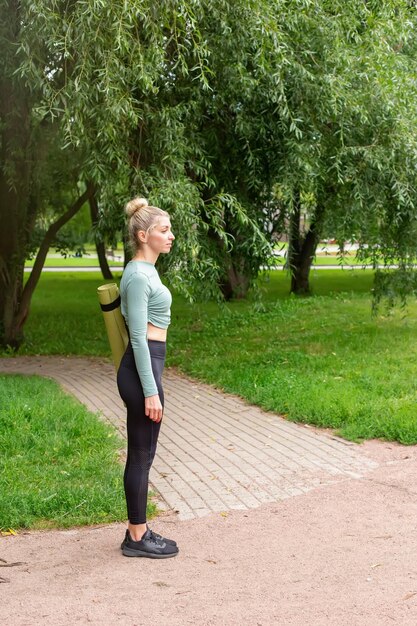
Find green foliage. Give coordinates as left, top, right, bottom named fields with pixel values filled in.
left=180, top=0, right=417, bottom=299
left=10, top=0, right=273, bottom=298
left=3, top=0, right=417, bottom=325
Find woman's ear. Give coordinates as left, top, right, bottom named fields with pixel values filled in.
left=137, top=230, right=148, bottom=244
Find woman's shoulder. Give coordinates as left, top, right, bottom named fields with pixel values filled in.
left=121, top=262, right=153, bottom=291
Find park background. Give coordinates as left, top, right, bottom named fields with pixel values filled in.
left=1, top=0, right=417, bottom=532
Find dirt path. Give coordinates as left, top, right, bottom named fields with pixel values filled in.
left=2, top=440, right=417, bottom=626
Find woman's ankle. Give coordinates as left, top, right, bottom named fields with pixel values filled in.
left=128, top=521, right=147, bottom=541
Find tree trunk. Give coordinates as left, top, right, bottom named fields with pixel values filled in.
left=0, top=184, right=94, bottom=349
left=206, top=227, right=251, bottom=300
left=89, top=193, right=113, bottom=280
left=0, top=15, right=34, bottom=348
left=0, top=160, right=32, bottom=347
left=219, top=259, right=250, bottom=300
left=288, top=191, right=325, bottom=295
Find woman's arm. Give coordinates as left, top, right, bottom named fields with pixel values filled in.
left=126, top=271, right=158, bottom=398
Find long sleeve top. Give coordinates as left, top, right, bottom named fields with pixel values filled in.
left=120, top=260, right=172, bottom=397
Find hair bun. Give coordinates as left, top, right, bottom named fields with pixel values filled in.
left=125, top=197, right=148, bottom=218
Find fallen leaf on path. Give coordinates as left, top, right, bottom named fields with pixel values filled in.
left=371, top=563, right=383, bottom=569
left=153, top=581, right=170, bottom=587
left=373, top=535, right=392, bottom=540
left=402, top=592, right=417, bottom=601
left=0, top=529, right=17, bottom=537
left=0, top=561, right=27, bottom=567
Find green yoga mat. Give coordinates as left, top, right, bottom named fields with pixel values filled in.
left=97, top=283, right=128, bottom=373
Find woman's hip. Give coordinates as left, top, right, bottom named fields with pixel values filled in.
left=117, top=340, right=166, bottom=401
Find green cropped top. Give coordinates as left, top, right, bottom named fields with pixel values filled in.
left=120, top=260, right=172, bottom=397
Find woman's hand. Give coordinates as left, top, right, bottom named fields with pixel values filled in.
left=145, top=394, right=163, bottom=423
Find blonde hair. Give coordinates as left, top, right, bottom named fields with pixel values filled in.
left=125, top=196, right=169, bottom=252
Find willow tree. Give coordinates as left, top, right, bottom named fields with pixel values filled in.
left=3, top=1, right=417, bottom=350
left=258, top=0, right=417, bottom=296
left=160, top=0, right=417, bottom=298
left=0, top=0, right=272, bottom=347
left=89, top=0, right=277, bottom=300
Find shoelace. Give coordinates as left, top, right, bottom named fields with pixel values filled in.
left=148, top=529, right=165, bottom=546
left=151, top=530, right=164, bottom=542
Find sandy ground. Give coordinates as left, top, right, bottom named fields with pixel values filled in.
left=1, top=439, right=417, bottom=626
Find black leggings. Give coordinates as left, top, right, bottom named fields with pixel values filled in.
left=116, top=340, right=166, bottom=525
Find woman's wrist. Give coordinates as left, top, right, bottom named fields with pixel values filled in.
left=144, top=391, right=158, bottom=399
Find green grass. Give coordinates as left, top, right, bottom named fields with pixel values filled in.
left=167, top=270, right=417, bottom=444
left=5, top=268, right=417, bottom=444
left=0, top=374, right=157, bottom=530
left=15, top=271, right=121, bottom=355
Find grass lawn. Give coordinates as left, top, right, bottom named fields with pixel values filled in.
left=0, top=374, right=158, bottom=530
left=4, top=268, right=417, bottom=445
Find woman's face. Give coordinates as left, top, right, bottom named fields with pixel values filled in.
left=141, top=216, right=175, bottom=254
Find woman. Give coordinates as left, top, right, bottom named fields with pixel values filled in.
left=117, top=196, right=178, bottom=558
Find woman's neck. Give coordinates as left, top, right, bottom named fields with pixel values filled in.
left=132, top=252, right=159, bottom=265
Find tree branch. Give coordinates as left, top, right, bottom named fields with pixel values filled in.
left=16, top=182, right=95, bottom=329
left=89, top=191, right=113, bottom=280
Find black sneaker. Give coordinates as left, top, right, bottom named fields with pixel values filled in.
left=146, top=524, right=177, bottom=546
left=120, top=526, right=177, bottom=549
left=121, top=529, right=179, bottom=559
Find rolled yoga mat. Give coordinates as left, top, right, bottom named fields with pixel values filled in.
left=97, top=283, right=129, bottom=373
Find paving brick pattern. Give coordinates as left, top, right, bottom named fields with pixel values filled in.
left=1, top=356, right=378, bottom=520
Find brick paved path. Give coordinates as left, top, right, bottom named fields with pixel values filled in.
left=1, top=356, right=377, bottom=520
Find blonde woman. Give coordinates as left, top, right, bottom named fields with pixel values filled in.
left=117, top=197, right=178, bottom=558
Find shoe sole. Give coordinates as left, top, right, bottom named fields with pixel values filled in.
left=122, top=546, right=179, bottom=559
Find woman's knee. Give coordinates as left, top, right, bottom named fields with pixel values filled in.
left=128, top=446, right=152, bottom=471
